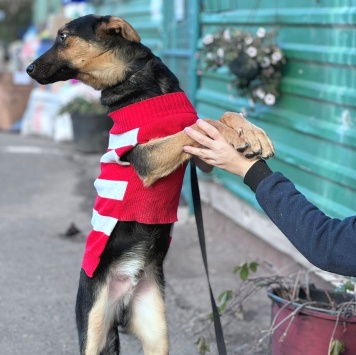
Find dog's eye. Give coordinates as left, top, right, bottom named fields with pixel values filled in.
left=59, top=33, right=68, bottom=41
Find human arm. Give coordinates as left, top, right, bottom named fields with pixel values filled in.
left=184, top=120, right=356, bottom=277
left=249, top=165, right=356, bottom=277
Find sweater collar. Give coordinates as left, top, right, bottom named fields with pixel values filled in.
left=108, top=92, right=196, bottom=133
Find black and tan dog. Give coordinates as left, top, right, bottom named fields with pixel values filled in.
left=27, top=15, right=274, bottom=355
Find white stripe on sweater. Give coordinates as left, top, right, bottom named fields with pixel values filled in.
left=108, top=128, right=139, bottom=149
left=91, top=209, right=118, bottom=235
left=94, top=179, right=128, bottom=200
left=100, top=150, right=130, bottom=165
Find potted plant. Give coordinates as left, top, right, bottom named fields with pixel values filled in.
left=59, top=96, right=112, bottom=153
left=268, top=282, right=356, bottom=355
left=212, top=263, right=356, bottom=355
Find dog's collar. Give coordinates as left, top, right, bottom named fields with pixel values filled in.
left=108, top=92, right=196, bottom=133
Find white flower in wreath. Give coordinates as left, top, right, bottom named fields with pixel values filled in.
left=254, top=87, right=266, bottom=99
left=257, top=27, right=266, bottom=38
left=206, top=52, right=215, bottom=60
left=263, top=67, right=275, bottom=77
left=272, top=51, right=282, bottom=64
left=203, top=34, right=214, bottom=45
left=263, top=47, right=271, bottom=54
left=223, top=29, right=231, bottom=41
left=260, top=57, right=271, bottom=68
left=246, top=46, right=257, bottom=58
left=245, top=36, right=253, bottom=45
left=264, top=93, right=276, bottom=105
left=262, top=67, right=274, bottom=78
left=217, top=48, right=224, bottom=57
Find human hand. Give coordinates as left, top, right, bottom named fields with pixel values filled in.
left=183, top=119, right=259, bottom=177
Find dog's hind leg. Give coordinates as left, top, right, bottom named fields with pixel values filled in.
left=76, top=270, right=120, bottom=355
left=128, top=265, right=169, bottom=355
left=100, top=323, right=120, bottom=355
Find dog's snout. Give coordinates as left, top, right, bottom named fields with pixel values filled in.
left=26, top=63, right=35, bottom=74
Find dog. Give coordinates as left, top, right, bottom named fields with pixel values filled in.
left=27, top=15, right=274, bottom=355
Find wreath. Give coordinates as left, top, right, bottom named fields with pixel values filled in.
left=199, top=27, right=286, bottom=107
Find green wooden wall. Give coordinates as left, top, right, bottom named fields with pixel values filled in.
left=196, top=0, right=356, bottom=219
left=161, top=1, right=199, bottom=103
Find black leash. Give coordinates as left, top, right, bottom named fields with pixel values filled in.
left=190, top=161, right=227, bottom=355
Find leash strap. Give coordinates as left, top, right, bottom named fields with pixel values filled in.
left=190, top=161, right=227, bottom=355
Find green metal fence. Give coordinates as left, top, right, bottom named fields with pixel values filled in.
left=196, top=0, right=356, bottom=218
left=161, top=0, right=200, bottom=103
left=160, top=1, right=200, bottom=203
left=33, top=0, right=62, bottom=27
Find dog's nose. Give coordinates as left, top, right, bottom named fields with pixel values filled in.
left=26, top=64, right=35, bottom=74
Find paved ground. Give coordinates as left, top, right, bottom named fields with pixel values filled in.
left=0, top=132, right=325, bottom=355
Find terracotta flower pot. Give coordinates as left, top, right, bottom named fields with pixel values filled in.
left=267, top=286, right=356, bottom=355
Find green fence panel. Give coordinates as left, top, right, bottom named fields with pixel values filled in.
left=160, top=1, right=200, bottom=206
left=33, top=0, right=62, bottom=27
left=161, top=0, right=199, bottom=102
left=197, top=0, right=356, bottom=218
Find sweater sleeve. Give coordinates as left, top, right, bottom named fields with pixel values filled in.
left=247, top=169, right=356, bottom=276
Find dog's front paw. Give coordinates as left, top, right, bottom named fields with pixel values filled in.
left=219, top=112, right=275, bottom=159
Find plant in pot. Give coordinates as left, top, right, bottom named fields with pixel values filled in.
left=207, top=262, right=356, bottom=355
left=59, top=96, right=113, bottom=153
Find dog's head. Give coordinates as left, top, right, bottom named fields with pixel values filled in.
left=26, top=15, right=141, bottom=90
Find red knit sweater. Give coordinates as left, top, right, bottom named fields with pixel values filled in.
left=82, top=92, right=198, bottom=277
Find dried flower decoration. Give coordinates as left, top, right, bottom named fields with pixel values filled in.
left=199, top=27, right=286, bottom=106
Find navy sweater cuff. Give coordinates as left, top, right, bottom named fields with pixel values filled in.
left=243, top=160, right=273, bottom=193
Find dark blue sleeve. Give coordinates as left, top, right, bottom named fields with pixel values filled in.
left=255, top=172, right=356, bottom=276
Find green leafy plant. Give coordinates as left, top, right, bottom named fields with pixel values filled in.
left=233, top=261, right=259, bottom=281
left=196, top=336, right=210, bottom=355
left=198, top=27, right=286, bottom=107
left=329, top=339, right=345, bottom=355
left=335, top=277, right=356, bottom=293
left=208, top=262, right=259, bottom=321
left=59, top=97, right=107, bottom=115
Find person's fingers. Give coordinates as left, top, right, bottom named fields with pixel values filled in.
left=196, top=119, right=222, bottom=140
left=183, top=145, right=213, bottom=161
left=182, top=145, right=204, bottom=156
left=182, top=145, right=196, bottom=154
left=184, top=119, right=226, bottom=149
left=184, top=126, right=215, bottom=149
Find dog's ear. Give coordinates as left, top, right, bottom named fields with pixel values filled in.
left=97, top=17, right=141, bottom=43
